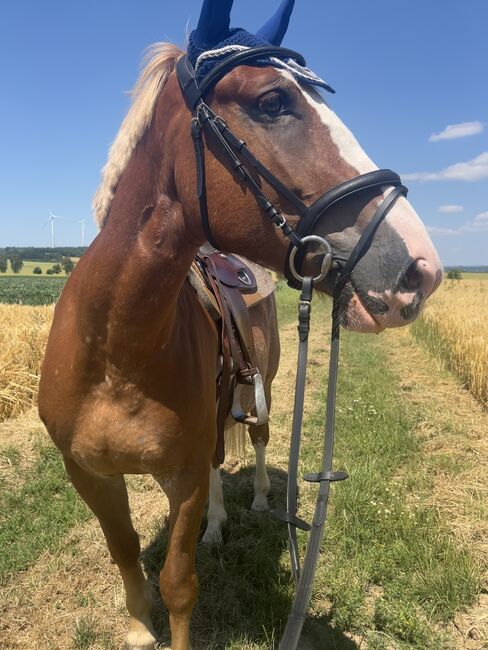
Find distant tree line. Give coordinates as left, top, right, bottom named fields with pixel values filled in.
left=0, top=246, right=87, bottom=262
left=0, top=254, right=75, bottom=275
left=446, top=268, right=462, bottom=280
left=445, top=265, right=488, bottom=274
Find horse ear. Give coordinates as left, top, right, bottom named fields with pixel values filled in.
left=256, top=0, right=295, bottom=45
left=193, top=0, right=234, bottom=48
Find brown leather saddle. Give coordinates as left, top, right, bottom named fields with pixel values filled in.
left=187, top=251, right=270, bottom=465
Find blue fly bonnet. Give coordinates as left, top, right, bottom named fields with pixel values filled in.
left=187, top=0, right=334, bottom=93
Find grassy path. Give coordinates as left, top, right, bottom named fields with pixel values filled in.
left=0, top=287, right=486, bottom=648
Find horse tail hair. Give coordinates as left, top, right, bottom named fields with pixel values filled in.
left=225, top=422, right=247, bottom=459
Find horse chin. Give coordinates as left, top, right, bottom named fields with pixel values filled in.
left=342, top=292, right=385, bottom=334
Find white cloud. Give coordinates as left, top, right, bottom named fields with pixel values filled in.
left=427, top=211, right=488, bottom=236
left=429, top=121, right=484, bottom=142
left=427, top=226, right=459, bottom=236
left=403, top=152, right=488, bottom=182
left=438, top=204, right=464, bottom=213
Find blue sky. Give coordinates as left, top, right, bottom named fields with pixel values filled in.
left=1, top=0, right=486, bottom=265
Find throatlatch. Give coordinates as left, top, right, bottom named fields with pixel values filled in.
left=176, top=44, right=408, bottom=650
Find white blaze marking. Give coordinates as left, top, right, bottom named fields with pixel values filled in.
left=275, top=72, right=442, bottom=290
left=286, top=74, right=442, bottom=271
left=299, top=84, right=378, bottom=175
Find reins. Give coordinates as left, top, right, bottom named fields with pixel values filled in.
left=176, top=47, right=408, bottom=649
left=274, top=183, right=406, bottom=647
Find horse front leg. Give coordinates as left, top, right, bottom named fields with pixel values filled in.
left=64, top=457, right=157, bottom=650
left=156, top=459, right=209, bottom=650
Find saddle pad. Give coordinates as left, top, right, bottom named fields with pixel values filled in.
left=187, top=262, right=221, bottom=320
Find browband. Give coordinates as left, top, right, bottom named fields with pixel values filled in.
left=176, top=46, right=306, bottom=110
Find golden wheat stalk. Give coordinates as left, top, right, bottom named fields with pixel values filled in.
left=412, top=279, right=488, bottom=406
left=0, top=305, right=54, bottom=421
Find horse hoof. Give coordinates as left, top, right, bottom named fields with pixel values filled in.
left=124, top=620, right=157, bottom=650
left=251, top=496, right=270, bottom=512
left=201, top=526, right=224, bottom=545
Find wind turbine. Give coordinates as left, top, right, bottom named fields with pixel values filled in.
left=77, top=217, right=88, bottom=247
left=45, top=211, right=64, bottom=248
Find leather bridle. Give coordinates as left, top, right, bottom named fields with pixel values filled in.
left=176, top=46, right=407, bottom=289
left=176, top=46, right=409, bottom=649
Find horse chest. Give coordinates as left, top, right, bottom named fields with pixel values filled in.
left=69, top=378, right=214, bottom=476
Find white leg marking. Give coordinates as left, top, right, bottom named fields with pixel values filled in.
left=251, top=442, right=271, bottom=512
left=202, top=466, right=227, bottom=545
left=120, top=564, right=157, bottom=650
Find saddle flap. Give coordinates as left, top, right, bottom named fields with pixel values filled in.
left=205, top=252, right=257, bottom=293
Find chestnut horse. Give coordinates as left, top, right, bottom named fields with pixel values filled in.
left=39, top=3, right=442, bottom=648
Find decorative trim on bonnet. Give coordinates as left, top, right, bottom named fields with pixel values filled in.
left=194, top=44, right=334, bottom=93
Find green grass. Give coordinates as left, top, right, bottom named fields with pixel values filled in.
left=0, top=442, right=90, bottom=584
left=72, top=615, right=114, bottom=650
left=0, top=275, right=66, bottom=304
left=72, top=616, right=99, bottom=649
left=305, top=328, right=477, bottom=647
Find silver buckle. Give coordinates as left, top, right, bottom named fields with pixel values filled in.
left=288, top=235, right=333, bottom=285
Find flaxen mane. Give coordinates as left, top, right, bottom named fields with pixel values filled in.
left=93, top=43, right=182, bottom=228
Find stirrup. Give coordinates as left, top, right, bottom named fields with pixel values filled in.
left=231, top=372, right=269, bottom=426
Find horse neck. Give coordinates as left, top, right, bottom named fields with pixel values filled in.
left=83, top=85, right=202, bottom=366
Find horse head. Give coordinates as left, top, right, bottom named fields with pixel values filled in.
left=170, top=0, right=442, bottom=333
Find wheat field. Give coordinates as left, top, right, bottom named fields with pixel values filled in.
left=0, top=305, right=53, bottom=420
left=411, top=277, right=488, bottom=406
left=2, top=277, right=487, bottom=422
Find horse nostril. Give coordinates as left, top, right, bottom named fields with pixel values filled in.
left=401, top=260, right=423, bottom=291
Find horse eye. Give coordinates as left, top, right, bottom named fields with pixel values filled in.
left=258, top=92, right=283, bottom=115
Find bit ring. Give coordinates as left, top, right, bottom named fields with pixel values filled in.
left=288, top=235, right=333, bottom=285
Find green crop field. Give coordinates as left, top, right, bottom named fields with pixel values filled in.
left=0, top=276, right=66, bottom=305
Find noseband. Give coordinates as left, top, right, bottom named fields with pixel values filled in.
left=177, top=47, right=409, bottom=649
